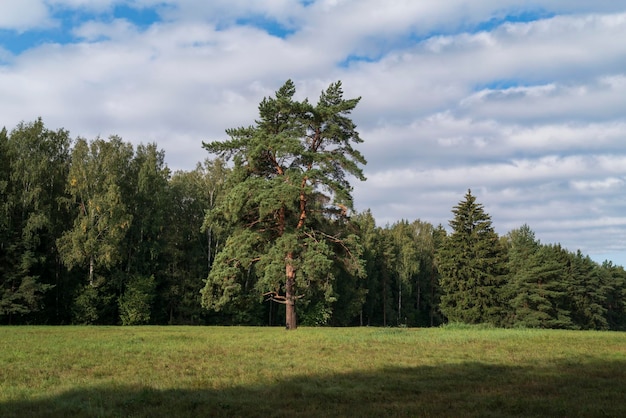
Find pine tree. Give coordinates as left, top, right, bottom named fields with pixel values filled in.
left=200, top=80, right=366, bottom=329
left=437, top=190, right=507, bottom=325
left=563, top=250, right=609, bottom=330
left=601, top=261, right=626, bottom=330
left=507, top=243, right=574, bottom=329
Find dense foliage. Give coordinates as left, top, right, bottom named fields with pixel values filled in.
left=200, top=80, right=366, bottom=329
left=437, top=190, right=508, bottom=325
left=2, top=113, right=626, bottom=329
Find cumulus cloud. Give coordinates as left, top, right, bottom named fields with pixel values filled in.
left=0, top=0, right=52, bottom=31
left=1, top=0, right=626, bottom=264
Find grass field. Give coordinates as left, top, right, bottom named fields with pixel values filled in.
left=1, top=326, right=625, bottom=417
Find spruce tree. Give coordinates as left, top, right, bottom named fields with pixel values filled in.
left=437, top=190, right=507, bottom=325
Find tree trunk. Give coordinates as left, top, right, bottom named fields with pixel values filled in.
left=285, top=252, right=297, bottom=330
left=383, top=274, right=387, bottom=327
left=398, top=278, right=402, bottom=325
left=268, top=299, right=273, bottom=326
left=89, top=256, right=95, bottom=286
left=430, top=271, right=435, bottom=327
left=417, top=276, right=421, bottom=312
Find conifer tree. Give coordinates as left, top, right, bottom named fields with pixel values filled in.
left=601, top=261, right=626, bottom=330
left=200, top=80, right=366, bottom=329
left=507, top=243, right=574, bottom=328
left=437, top=190, right=507, bottom=325
left=563, top=250, right=609, bottom=330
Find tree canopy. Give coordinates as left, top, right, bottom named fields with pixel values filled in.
left=200, top=80, right=367, bottom=329
left=1, top=113, right=626, bottom=330
left=437, top=190, right=508, bottom=325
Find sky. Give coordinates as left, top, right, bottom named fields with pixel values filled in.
left=2, top=0, right=626, bottom=266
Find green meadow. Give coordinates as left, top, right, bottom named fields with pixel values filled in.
left=1, top=326, right=625, bottom=417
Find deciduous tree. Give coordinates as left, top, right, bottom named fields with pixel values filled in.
left=57, top=136, right=133, bottom=322
left=160, top=160, right=229, bottom=324
left=0, top=119, right=71, bottom=323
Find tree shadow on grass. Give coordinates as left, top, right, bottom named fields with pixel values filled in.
left=2, top=359, right=625, bottom=418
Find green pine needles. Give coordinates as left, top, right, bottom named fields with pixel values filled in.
left=200, top=80, right=367, bottom=329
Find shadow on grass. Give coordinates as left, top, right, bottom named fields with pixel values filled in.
left=2, top=359, right=625, bottom=417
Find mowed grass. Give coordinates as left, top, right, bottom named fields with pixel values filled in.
left=1, top=326, right=625, bottom=417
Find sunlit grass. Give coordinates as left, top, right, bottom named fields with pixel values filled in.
left=1, top=326, right=625, bottom=417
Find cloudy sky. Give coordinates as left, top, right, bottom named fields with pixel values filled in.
left=2, top=0, right=626, bottom=265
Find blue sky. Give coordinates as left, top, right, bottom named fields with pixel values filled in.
left=2, top=0, right=626, bottom=265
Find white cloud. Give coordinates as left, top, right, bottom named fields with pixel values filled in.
left=152, top=0, right=306, bottom=26
left=366, top=154, right=626, bottom=192
left=461, top=78, right=626, bottom=123
left=73, top=18, right=139, bottom=41
left=0, top=0, right=52, bottom=31
left=47, top=0, right=120, bottom=11
left=2, top=1, right=626, bottom=264
left=571, top=177, right=625, bottom=192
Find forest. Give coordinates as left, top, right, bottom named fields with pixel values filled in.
left=2, top=82, right=626, bottom=329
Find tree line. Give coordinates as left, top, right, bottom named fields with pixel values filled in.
left=2, top=84, right=626, bottom=329
left=1, top=119, right=226, bottom=325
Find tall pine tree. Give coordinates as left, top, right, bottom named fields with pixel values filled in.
left=200, top=80, right=366, bottom=329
